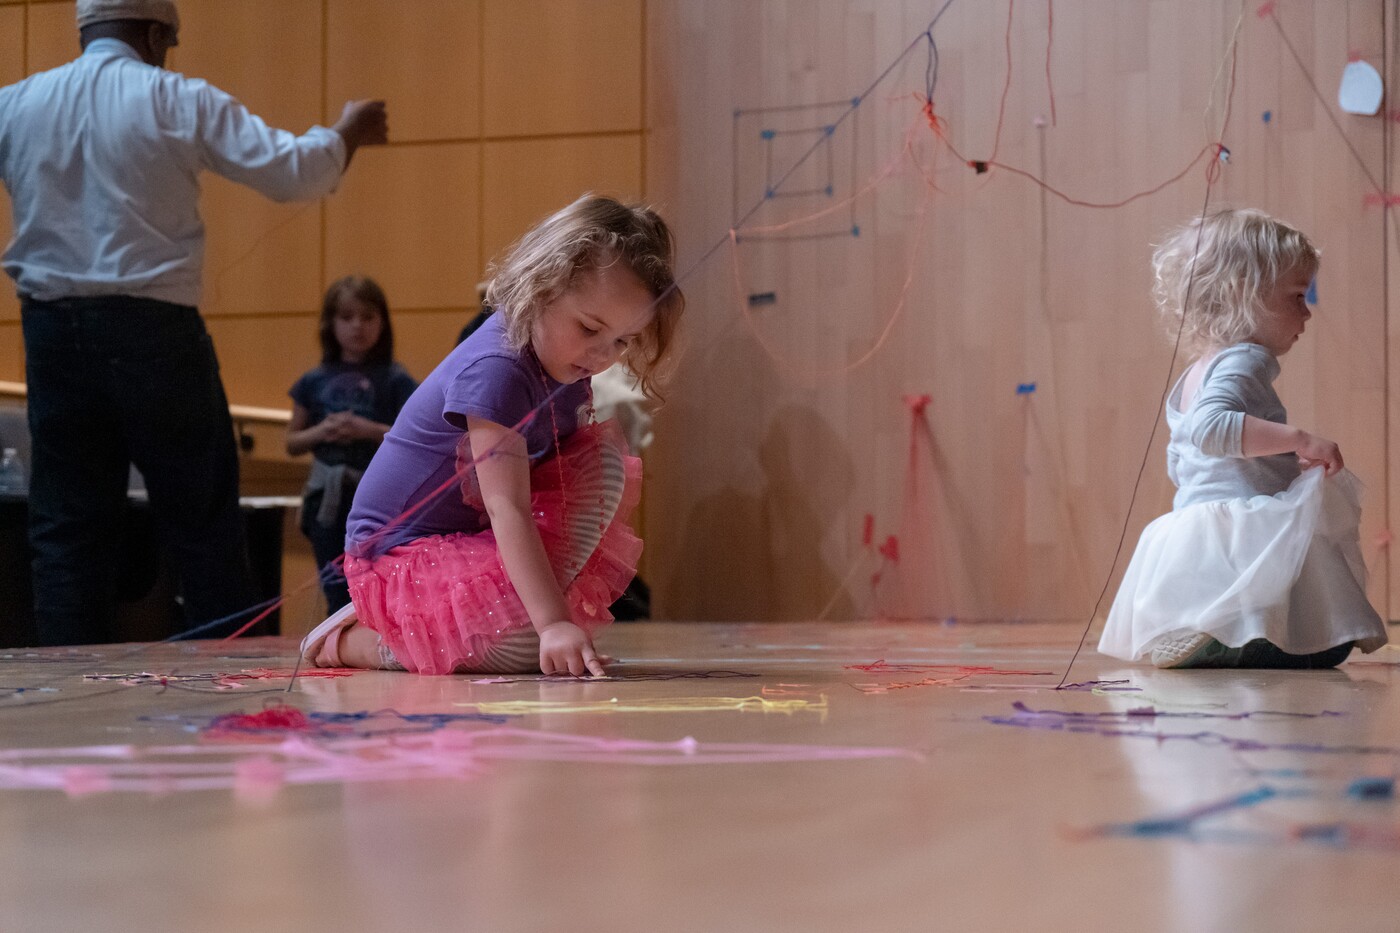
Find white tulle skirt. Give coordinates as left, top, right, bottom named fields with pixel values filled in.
left=1100, top=468, right=1389, bottom=661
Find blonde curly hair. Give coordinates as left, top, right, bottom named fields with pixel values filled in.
left=485, top=194, right=684, bottom=402
left=1152, top=208, right=1319, bottom=355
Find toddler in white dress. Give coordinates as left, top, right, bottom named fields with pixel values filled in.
left=1100, top=209, right=1388, bottom=668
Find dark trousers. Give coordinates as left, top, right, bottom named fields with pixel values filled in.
left=21, top=295, right=254, bottom=645
left=300, top=489, right=352, bottom=613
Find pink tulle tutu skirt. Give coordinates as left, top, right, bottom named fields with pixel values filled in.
left=344, top=421, right=642, bottom=675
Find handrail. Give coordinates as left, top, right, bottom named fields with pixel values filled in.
left=0, top=379, right=290, bottom=426
left=229, top=404, right=291, bottom=426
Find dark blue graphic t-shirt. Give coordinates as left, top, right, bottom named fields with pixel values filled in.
left=289, top=361, right=418, bottom=470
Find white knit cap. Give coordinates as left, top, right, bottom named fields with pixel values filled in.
left=76, top=0, right=179, bottom=30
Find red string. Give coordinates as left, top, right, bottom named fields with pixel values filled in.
left=220, top=603, right=281, bottom=642
left=878, top=535, right=900, bottom=564
left=919, top=94, right=948, bottom=138
left=220, top=570, right=323, bottom=641
left=943, top=130, right=1217, bottom=209
left=928, top=0, right=1233, bottom=210
left=206, top=706, right=315, bottom=736
left=847, top=660, right=1050, bottom=675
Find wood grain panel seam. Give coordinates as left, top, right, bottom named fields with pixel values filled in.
left=389, top=130, right=643, bottom=147
left=477, top=0, right=486, bottom=278
left=205, top=305, right=475, bottom=321
left=640, top=0, right=648, bottom=197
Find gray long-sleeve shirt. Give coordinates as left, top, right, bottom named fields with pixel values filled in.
left=1166, top=342, right=1300, bottom=509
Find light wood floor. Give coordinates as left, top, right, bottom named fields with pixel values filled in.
left=0, top=621, right=1396, bottom=933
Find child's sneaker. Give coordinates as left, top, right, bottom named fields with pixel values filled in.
left=1150, top=631, right=1243, bottom=669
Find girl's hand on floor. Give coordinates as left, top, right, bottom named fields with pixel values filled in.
left=538, top=621, right=607, bottom=677
left=1295, top=432, right=1343, bottom=476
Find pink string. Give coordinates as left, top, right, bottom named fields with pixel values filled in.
left=0, top=729, right=923, bottom=796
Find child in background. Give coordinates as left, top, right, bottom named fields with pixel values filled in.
left=1101, top=208, right=1387, bottom=668
left=287, top=276, right=417, bottom=611
left=301, top=195, right=683, bottom=675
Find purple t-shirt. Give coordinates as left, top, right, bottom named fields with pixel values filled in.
left=345, top=313, right=590, bottom=555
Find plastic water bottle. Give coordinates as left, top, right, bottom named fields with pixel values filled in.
left=0, top=448, right=26, bottom=495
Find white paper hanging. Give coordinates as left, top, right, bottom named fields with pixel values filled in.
left=1338, top=60, right=1383, bottom=115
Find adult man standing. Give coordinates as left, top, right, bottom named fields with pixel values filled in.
left=0, top=0, right=388, bottom=645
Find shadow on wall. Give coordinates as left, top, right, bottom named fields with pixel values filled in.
left=877, top=397, right=983, bottom=621
left=665, top=402, right=854, bottom=621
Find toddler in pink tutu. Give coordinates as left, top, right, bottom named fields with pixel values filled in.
left=301, top=194, right=683, bottom=675
left=1100, top=208, right=1387, bottom=669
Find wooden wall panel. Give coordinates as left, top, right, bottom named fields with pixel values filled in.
left=0, top=4, right=18, bottom=94
left=482, top=0, right=642, bottom=137
left=326, top=0, right=482, bottom=142
left=643, top=0, right=1399, bottom=623
left=481, top=136, right=643, bottom=265
left=0, top=324, right=20, bottom=381
left=199, top=179, right=324, bottom=316
left=0, top=5, right=19, bottom=94
left=171, top=0, right=322, bottom=135
left=393, top=311, right=473, bottom=383
left=24, top=2, right=73, bottom=75
left=206, top=316, right=320, bottom=411
left=324, top=144, right=482, bottom=311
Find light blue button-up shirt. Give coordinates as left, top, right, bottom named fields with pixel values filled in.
left=0, top=38, right=346, bottom=307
